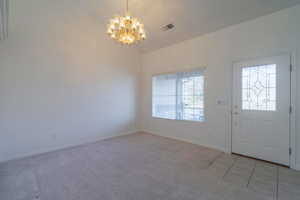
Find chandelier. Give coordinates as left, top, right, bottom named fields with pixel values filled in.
left=107, top=0, right=146, bottom=45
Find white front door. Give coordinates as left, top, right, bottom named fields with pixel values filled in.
left=232, top=55, right=291, bottom=166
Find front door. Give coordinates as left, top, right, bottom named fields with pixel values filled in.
left=232, top=55, right=291, bottom=166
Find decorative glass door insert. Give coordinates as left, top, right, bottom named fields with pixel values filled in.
left=242, top=64, right=276, bottom=111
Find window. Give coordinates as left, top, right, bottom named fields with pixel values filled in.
left=242, top=64, right=276, bottom=111
left=152, top=70, right=205, bottom=121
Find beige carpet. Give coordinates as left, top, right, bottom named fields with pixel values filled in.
left=0, top=132, right=299, bottom=200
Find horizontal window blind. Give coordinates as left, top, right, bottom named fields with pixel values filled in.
left=152, top=69, right=205, bottom=122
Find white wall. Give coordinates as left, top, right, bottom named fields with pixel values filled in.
left=1, top=1, right=300, bottom=170
left=0, top=0, right=141, bottom=162
left=140, top=5, right=300, bottom=170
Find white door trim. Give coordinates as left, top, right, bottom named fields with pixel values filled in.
left=228, top=53, right=297, bottom=169
left=290, top=52, right=297, bottom=170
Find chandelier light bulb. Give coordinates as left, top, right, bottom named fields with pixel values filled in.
left=107, top=0, right=146, bottom=45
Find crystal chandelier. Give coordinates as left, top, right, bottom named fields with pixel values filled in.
left=107, top=0, right=146, bottom=45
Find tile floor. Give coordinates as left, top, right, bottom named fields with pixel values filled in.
left=0, top=132, right=299, bottom=200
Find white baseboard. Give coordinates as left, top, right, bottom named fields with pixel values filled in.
left=141, top=130, right=300, bottom=171
left=0, top=130, right=138, bottom=164
left=142, top=129, right=226, bottom=153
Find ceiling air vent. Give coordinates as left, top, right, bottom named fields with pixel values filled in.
left=162, top=23, right=175, bottom=31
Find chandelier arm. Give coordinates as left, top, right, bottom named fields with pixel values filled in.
left=107, top=0, right=146, bottom=44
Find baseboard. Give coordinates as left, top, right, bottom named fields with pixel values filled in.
left=142, top=130, right=300, bottom=171
left=142, top=129, right=226, bottom=152
left=0, top=130, right=138, bottom=164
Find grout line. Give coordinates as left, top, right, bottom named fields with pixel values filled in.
left=276, top=166, right=279, bottom=200
left=32, top=164, right=42, bottom=200
left=247, top=161, right=256, bottom=187
left=208, top=152, right=225, bottom=167
left=222, top=156, right=237, bottom=179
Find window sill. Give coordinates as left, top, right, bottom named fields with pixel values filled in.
left=152, top=116, right=205, bottom=123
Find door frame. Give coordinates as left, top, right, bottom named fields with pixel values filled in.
left=228, top=53, right=297, bottom=169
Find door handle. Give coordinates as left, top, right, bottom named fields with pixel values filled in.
left=233, top=112, right=239, bottom=115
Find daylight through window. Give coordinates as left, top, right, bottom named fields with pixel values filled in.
left=242, top=64, right=276, bottom=111
left=152, top=70, right=204, bottom=121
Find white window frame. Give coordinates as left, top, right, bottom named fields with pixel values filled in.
left=151, top=68, right=205, bottom=122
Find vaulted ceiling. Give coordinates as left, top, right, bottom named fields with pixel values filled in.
left=8, top=0, right=300, bottom=52
left=97, top=0, right=300, bottom=52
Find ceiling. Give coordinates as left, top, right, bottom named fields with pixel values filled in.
left=9, top=0, right=300, bottom=52
left=94, top=0, right=300, bottom=53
